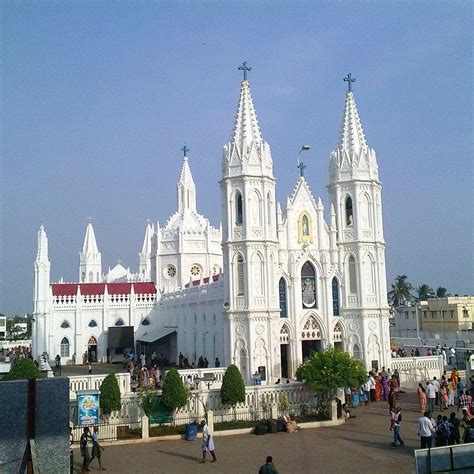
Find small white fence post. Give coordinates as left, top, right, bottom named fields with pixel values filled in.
left=141, top=415, right=149, bottom=439
left=270, top=403, right=278, bottom=419
left=207, top=409, right=214, bottom=433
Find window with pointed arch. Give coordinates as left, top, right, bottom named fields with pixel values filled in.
left=345, top=196, right=353, bottom=227
left=348, top=256, right=357, bottom=294
left=142, top=318, right=150, bottom=326
left=60, top=337, right=70, bottom=357
left=60, top=320, right=70, bottom=329
left=279, top=277, right=287, bottom=318
left=267, top=192, right=273, bottom=226
left=236, top=254, right=244, bottom=296
left=332, top=277, right=340, bottom=316
left=301, top=261, right=317, bottom=308
left=115, top=318, right=125, bottom=326
left=88, top=320, right=98, bottom=328
left=235, top=191, right=243, bottom=225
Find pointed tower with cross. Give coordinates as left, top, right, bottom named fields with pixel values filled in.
left=327, top=74, right=391, bottom=369
left=220, top=62, right=280, bottom=381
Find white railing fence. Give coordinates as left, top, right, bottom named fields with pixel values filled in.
left=68, top=372, right=131, bottom=400
left=390, top=355, right=444, bottom=389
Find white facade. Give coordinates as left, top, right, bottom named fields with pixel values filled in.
left=33, top=73, right=391, bottom=378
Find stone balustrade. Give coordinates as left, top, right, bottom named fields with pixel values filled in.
left=390, top=355, right=444, bottom=389
left=68, top=372, right=130, bottom=400
left=177, top=368, right=227, bottom=389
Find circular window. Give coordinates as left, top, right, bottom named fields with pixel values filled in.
left=165, top=264, right=177, bottom=279
left=190, top=265, right=201, bottom=276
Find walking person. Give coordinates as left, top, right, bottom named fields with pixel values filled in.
left=449, top=412, right=461, bottom=445
left=90, top=426, right=106, bottom=471
left=80, top=426, right=92, bottom=472
left=417, top=411, right=436, bottom=449
left=69, top=427, right=74, bottom=474
left=199, top=420, right=217, bottom=463
left=390, top=406, right=404, bottom=448
left=427, top=381, right=436, bottom=414
left=368, top=372, right=376, bottom=402
left=259, top=456, right=279, bottom=473
left=417, top=383, right=427, bottom=413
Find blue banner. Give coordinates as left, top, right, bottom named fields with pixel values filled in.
left=77, top=391, right=100, bottom=426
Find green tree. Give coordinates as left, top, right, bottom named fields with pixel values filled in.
left=388, top=275, right=413, bottom=307
left=2, top=358, right=43, bottom=381
left=99, top=373, right=121, bottom=415
left=417, top=284, right=434, bottom=301
left=296, top=348, right=367, bottom=394
left=220, top=364, right=245, bottom=408
left=161, top=368, right=188, bottom=413
left=436, top=287, right=449, bottom=298
left=137, top=386, right=163, bottom=417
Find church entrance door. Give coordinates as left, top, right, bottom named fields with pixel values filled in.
left=88, top=336, right=98, bottom=363
left=302, top=339, right=321, bottom=362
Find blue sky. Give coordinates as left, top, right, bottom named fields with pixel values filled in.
left=1, top=1, right=472, bottom=314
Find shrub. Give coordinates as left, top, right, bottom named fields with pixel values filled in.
left=220, top=364, right=245, bottom=407
left=161, top=368, right=188, bottom=412
left=137, top=387, right=162, bottom=418
left=2, top=358, right=43, bottom=381
left=99, top=373, right=121, bottom=415
left=296, top=347, right=367, bottom=394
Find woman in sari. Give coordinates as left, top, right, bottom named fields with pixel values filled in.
left=417, top=383, right=427, bottom=413
left=382, top=375, right=390, bottom=401
left=375, top=374, right=382, bottom=401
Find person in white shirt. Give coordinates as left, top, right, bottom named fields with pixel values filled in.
left=368, top=372, right=376, bottom=402
left=200, top=420, right=217, bottom=463
left=418, top=411, right=436, bottom=449
left=426, top=381, right=436, bottom=413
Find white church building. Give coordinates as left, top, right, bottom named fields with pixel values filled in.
left=33, top=68, right=391, bottom=382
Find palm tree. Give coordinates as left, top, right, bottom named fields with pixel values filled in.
left=436, top=287, right=449, bottom=298
left=388, top=275, right=413, bottom=307
left=417, top=284, right=434, bottom=301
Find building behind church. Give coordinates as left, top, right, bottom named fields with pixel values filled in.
left=33, top=69, right=391, bottom=381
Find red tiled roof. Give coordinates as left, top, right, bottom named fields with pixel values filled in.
left=184, top=274, right=220, bottom=288
left=51, top=282, right=156, bottom=296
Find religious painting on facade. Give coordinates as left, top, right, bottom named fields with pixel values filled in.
left=301, top=262, right=317, bottom=308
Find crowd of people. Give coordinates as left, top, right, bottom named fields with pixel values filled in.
left=391, top=344, right=457, bottom=365
left=1, top=344, right=32, bottom=363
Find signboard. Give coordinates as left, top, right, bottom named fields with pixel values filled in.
left=77, top=390, right=100, bottom=427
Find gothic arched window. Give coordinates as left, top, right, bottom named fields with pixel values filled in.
left=60, top=320, right=70, bottom=329
left=236, top=192, right=243, bottom=225
left=279, top=278, right=287, bottom=318
left=348, top=256, right=357, bottom=294
left=142, top=318, right=150, bottom=326
left=88, top=320, right=98, bottom=328
left=237, top=254, right=244, bottom=296
left=60, top=337, right=70, bottom=357
left=345, top=196, right=353, bottom=227
left=88, top=271, right=93, bottom=283
left=115, top=318, right=125, bottom=326
left=332, top=277, right=340, bottom=316
left=301, top=261, right=317, bottom=309
left=267, top=192, right=272, bottom=226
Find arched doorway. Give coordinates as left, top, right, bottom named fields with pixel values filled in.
left=301, top=316, right=322, bottom=362
left=333, top=322, right=343, bottom=350
left=88, top=335, right=98, bottom=363
left=280, top=324, right=290, bottom=379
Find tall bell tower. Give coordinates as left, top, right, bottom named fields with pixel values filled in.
left=327, top=73, right=391, bottom=369
left=220, top=62, right=280, bottom=382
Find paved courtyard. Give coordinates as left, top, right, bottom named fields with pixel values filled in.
left=73, top=390, right=429, bottom=473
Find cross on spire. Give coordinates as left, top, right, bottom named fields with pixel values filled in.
left=297, top=161, right=306, bottom=177
left=181, top=144, right=190, bottom=157
left=343, top=73, right=356, bottom=92
left=238, top=61, right=252, bottom=81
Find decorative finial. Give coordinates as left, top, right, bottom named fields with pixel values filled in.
left=146, top=218, right=151, bottom=226
left=86, top=216, right=93, bottom=224
left=238, top=61, right=252, bottom=81
left=181, top=144, right=190, bottom=157
left=297, top=162, right=306, bottom=177
left=343, top=73, right=356, bottom=92
left=117, top=258, right=122, bottom=265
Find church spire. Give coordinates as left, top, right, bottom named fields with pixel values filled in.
left=338, top=85, right=368, bottom=154
left=79, top=221, right=102, bottom=283
left=329, top=73, right=378, bottom=182
left=36, top=224, right=49, bottom=262
left=82, top=222, right=99, bottom=254
left=223, top=62, right=272, bottom=177
left=177, top=144, right=196, bottom=213
left=139, top=220, right=153, bottom=281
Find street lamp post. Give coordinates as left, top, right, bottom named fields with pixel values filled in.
left=297, top=145, right=311, bottom=177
